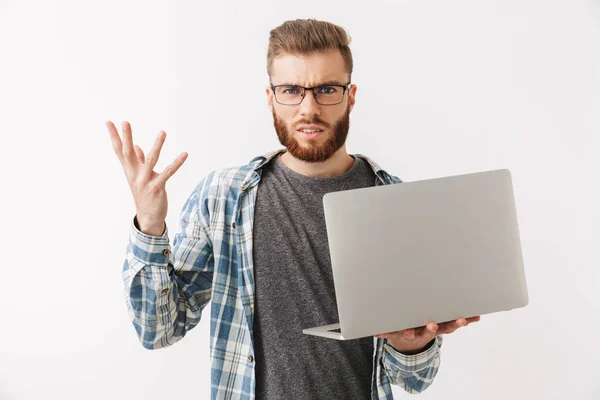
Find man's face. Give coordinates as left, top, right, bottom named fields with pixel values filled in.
left=266, top=49, right=357, bottom=163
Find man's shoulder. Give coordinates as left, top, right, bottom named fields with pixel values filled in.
left=192, top=152, right=272, bottom=199
left=208, top=163, right=256, bottom=186
left=354, top=153, right=403, bottom=184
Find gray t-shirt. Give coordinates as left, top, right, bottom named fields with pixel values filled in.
left=252, top=153, right=378, bottom=400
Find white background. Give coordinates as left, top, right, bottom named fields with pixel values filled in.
left=0, top=0, right=598, bottom=399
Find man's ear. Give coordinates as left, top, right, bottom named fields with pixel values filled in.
left=348, top=84, right=357, bottom=113
left=266, top=86, right=273, bottom=108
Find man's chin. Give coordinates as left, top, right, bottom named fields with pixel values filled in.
left=295, top=138, right=324, bottom=148
left=285, top=144, right=334, bottom=163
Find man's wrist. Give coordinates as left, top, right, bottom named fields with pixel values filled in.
left=391, top=338, right=436, bottom=355
left=134, top=215, right=165, bottom=237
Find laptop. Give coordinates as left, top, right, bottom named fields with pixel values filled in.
left=302, top=168, right=529, bottom=340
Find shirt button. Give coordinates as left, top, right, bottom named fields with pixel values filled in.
left=162, top=249, right=170, bottom=256
left=241, top=185, right=247, bottom=191
left=161, top=288, right=169, bottom=294
left=232, top=222, right=236, bottom=229
left=247, top=355, right=253, bottom=362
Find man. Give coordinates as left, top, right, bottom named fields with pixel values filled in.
left=108, top=18, right=480, bottom=400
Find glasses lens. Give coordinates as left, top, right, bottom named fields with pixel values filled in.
left=274, top=86, right=304, bottom=105
left=313, top=86, right=344, bottom=105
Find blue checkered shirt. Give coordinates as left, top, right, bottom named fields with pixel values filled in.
left=123, top=149, right=443, bottom=399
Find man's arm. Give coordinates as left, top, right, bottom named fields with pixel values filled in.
left=122, top=178, right=214, bottom=349
left=380, top=335, right=443, bottom=393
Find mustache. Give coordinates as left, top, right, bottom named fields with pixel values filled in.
left=294, top=119, right=329, bottom=128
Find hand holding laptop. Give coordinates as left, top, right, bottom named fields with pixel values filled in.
left=374, top=316, right=481, bottom=354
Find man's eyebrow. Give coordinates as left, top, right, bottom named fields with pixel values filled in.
left=316, top=80, right=346, bottom=86
left=273, top=80, right=347, bottom=86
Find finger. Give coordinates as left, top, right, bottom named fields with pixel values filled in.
left=157, top=152, right=188, bottom=184
left=467, top=316, right=481, bottom=323
left=403, top=328, right=415, bottom=341
left=121, top=121, right=137, bottom=165
left=106, top=120, right=125, bottom=165
left=143, top=130, right=166, bottom=174
left=436, top=319, right=463, bottom=335
left=414, top=321, right=438, bottom=339
left=425, top=322, right=438, bottom=336
left=134, top=145, right=145, bottom=164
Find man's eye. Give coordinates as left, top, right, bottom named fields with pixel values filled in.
left=283, top=87, right=301, bottom=94
left=317, top=86, right=336, bottom=94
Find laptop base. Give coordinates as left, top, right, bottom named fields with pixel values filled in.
left=302, top=323, right=348, bottom=340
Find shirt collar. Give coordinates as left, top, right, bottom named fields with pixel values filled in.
left=243, top=148, right=396, bottom=188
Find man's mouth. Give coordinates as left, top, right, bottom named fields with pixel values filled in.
left=297, top=128, right=324, bottom=139
left=299, top=128, right=323, bottom=133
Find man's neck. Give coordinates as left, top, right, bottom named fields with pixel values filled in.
left=279, top=147, right=355, bottom=178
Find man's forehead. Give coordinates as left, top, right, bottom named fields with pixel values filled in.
left=270, top=51, right=348, bottom=85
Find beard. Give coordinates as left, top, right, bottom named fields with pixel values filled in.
left=271, top=106, right=350, bottom=163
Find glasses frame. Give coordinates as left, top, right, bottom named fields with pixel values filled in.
left=270, top=83, right=352, bottom=106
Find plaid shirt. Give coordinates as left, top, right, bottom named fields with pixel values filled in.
left=123, top=149, right=443, bottom=399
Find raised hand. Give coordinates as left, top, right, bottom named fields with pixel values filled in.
left=106, top=120, right=188, bottom=236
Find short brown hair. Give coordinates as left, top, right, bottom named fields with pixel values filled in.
left=267, top=19, right=353, bottom=80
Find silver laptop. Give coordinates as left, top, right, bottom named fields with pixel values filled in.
left=302, top=169, right=529, bottom=340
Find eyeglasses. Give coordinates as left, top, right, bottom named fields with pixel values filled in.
left=270, top=83, right=352, bottom=106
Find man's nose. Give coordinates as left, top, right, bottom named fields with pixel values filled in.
left=299, top=89, right=321, bottom=116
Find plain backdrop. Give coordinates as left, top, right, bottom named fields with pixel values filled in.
left=0, top=0, right=598, bottom=399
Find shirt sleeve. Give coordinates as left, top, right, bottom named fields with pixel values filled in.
left=381, top=335, right=443, bottom=393
left=122, top=178, right=214, bottom=350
